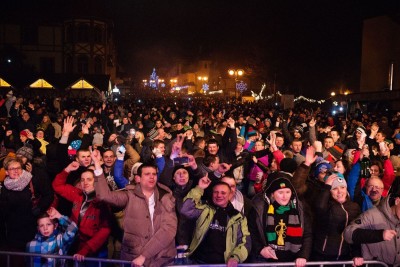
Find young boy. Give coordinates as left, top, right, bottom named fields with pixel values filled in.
left=26, top=207, right=78, bottom=267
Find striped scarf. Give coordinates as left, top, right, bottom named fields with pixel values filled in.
left=265, top=200, right=303, bottom=253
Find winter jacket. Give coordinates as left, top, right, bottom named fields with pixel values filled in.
left=313, top=185, right=361, bottom=259
left=26, top=215, right=78, bottom=267
left=344, top=196, right=400, bottom=265
left=52, top=170, right=111, bottom=256
left=94, top=170, right=177, bottom=267
left=180, top=186, right=251, bottom=263
left=248, top=192, right=313, bottom=262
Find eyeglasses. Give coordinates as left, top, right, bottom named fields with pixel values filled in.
left=8, top=167, right=22, bottom=172
left=367, top=185, right=383, bottom=190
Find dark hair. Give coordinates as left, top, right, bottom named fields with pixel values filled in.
left=37, top=212, right=58, bottom=225
left=207, top=139, right=219, bottom=147
left=137, top=163, right=158, bottom=176
left=203, top=155, right=218, bottom=167
left=212, top=181, right=231, bottom=192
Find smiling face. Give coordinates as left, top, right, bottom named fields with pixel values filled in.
left=272, top=188, right=292, bottom=206
left=331, top=185, right=347, bottom=204
left=366, top=177, right=384, bottom=201
left=212, top=184, right=231, bottom=208
left=6, top=161, right=23, bottom=179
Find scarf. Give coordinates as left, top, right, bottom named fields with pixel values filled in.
left=3, top=170, right=33, bottom=191
left=265, top=200, right=303, bottom=253
left=37, top=138, right=49, bottom=155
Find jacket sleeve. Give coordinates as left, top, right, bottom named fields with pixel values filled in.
left=52, top=170, right=81, bottom=202
left=77, top=203, right=112, bottom=256
left=123, top=144, right=140, bottom=177
left=297, top=202, right=313, bottom=260
left=382, top=158, right=395, bottom=197
left=141, top=191, right=177, bottom=259
left=229, top=216, right=251, bottom=263
left=94, top=171, right=129, bottom=209
left=180, top=187, right=206, bottom=219
left=347, top=162, right=361, bottom=201
left=58, top=215, right=78, bottom=249
left=247, top=206, right=265, bottom=258
left=314, top=185, right=332, bottom=214
left=113, top=159, right=129, bottom=188
left=308, top=125, right=317, bottom=145
left=344, top=209, right=385, bottom=245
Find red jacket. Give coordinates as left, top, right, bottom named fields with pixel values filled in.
left=53, top=170, right=111, bottom=256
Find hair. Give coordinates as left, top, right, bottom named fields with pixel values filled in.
left=4, top=157, right=23, bottom=170
left=37, top=212, right=57, bottom=225
left=207, top=139, right=219, bottom=147
left=203, top=154, right=219, bottom=167
left=370, top=160, right=384, bottom=176
left=81, top=169, right=95, bottom=178
left=194, top=136, right=205, bottom=147
left=153, top=139, right=165, bottom=148
left=135, top=130, right=145, bottom=146
left=76, top=148, right=91, bottom=157
left=137, top=163, right=158, bottom=177
left=103, top=149, right=116, bottom=156
left=212, top=181, right=231, bottom=192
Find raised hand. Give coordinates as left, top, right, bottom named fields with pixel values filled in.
left=47, top=207, right=62, bottom=219
left=63, top=116, right=76, bottom=135
left=198, top=174, right=211, bottom=190
left=65, top=161, right=80, bottom=172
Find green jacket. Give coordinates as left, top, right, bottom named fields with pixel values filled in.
left=181, top=187, right=251, bottom=263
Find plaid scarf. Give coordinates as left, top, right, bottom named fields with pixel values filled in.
left=265, top=200, right=303, bottom=253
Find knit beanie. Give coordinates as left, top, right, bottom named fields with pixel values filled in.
left=264, top=172, right=295, bottom=197
left=92, top=133, right=104, bottom=146
left=327, top=145, right=344, bottom=160
left=356, top=126, right=367, bottom=138
left=16, top=146, right=34, bottom=161
left=314, top=161, right=332, bottom=177
left=20, top=130, right=29, bottom=137
left=330, top=173, right=347, bottom=190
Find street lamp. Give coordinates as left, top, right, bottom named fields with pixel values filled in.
left=228, top=69, right=244, bottom=98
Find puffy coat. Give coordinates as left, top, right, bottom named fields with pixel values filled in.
left=95, top=170, right=177, bottom=267
left=313, top=184, right=361, bottom=259
left=344, top=196, right=400, bottom=265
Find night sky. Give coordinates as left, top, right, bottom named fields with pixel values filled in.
left=3, top=0, right=400, bottom=97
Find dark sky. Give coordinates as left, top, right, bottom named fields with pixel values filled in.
left=3, top=0, right=400, bottom=97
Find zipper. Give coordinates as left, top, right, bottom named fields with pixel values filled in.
left=337, top=203, right=348, bottom=260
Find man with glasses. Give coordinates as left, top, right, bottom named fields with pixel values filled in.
left=354, top=177, right=384, bottom=212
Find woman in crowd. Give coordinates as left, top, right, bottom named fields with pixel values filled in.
left=312, top=172, right=362, bottom=265
left=248, top=172, right=312, bottom=267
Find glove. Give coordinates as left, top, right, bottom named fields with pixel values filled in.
left=152, top=147, right=163, bottom=158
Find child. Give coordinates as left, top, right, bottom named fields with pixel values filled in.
left=26, top=207, right=78, bottom=267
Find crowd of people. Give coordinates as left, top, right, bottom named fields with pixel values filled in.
left=1, top=92, right=400, bottom=267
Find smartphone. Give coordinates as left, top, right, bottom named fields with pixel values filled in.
left=118, top=145, right=126, bottom=154
left=173, top=157, right=189, bottom=166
